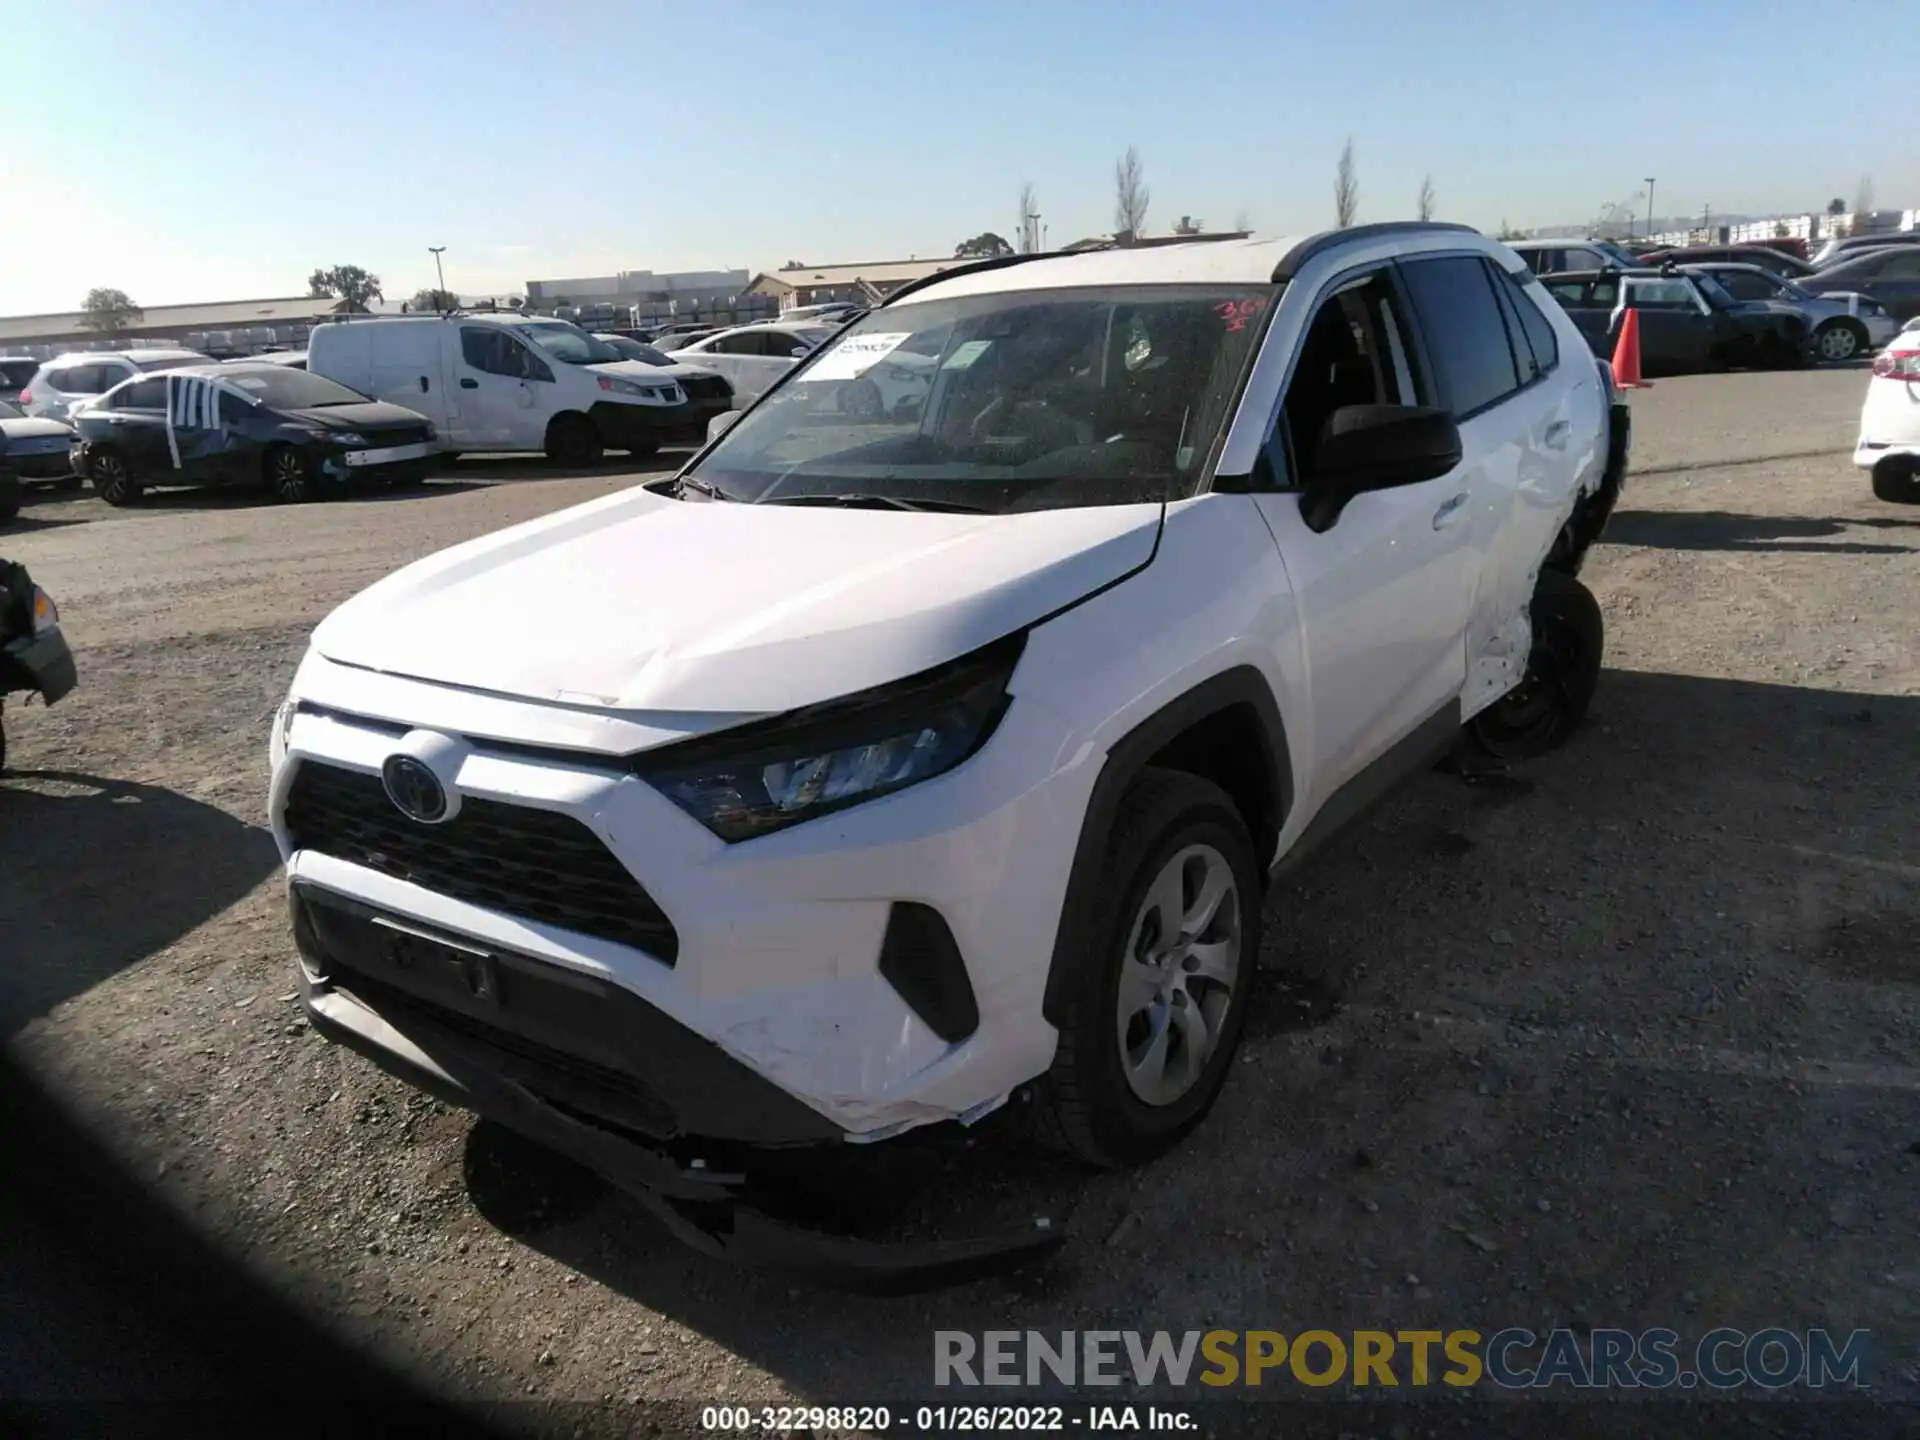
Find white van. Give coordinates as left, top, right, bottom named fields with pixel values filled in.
left=306, top=314, right=731, bottom=464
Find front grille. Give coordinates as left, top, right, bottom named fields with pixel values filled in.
left=284, top=761, right=679, bottom=961
left=678, top=374, right=732, bottom=402
left=369, top=424, right=432, bottom=447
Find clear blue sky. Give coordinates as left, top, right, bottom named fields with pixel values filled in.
left=2, top=0, right=1911, bottom=315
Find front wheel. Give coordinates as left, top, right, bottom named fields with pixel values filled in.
left=88, top=448, right=142, bottom=506
left=265, top=445, right=318, bottom=503
left=1814, top=320, right=1865, bottom=364
left=544, top=414, right=602, bottom=467
left=1032, top=768, right=1261, bottom=1168
left=1871, top=456, right=1920, bottom=505
left=1467, top=569, right=1604, bottom=760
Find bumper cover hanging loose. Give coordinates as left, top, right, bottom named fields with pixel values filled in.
left=290, top=884, right=1067, bottom=1294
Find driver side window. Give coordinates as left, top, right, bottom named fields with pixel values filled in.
left=1263, top=271, right=1420, bottom=492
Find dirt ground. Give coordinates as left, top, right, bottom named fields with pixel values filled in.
left=3, top=367, right=1917, bottom=1429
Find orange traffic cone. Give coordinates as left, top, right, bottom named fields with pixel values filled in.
left=1610, top=307, right=1649, bottom=389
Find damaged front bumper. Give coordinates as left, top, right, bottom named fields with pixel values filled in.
left=289, top=884, right=1065, bottom=1293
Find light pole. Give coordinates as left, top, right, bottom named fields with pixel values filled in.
left=428, top=246, right=448, bottom=307
left=1643, top=180, right=1656, bottom=241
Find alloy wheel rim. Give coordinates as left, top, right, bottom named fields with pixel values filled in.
left=1116, top=843, right=1242, bottom=1107
left=274, top=454, right=305, bottom=494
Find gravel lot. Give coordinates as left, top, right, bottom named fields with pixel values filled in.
left=3, top=367, right=1917, bottom=1429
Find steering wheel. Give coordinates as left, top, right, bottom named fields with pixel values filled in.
left=966, top=396, right=1091, bottom=451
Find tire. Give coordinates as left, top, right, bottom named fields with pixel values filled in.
left=88, top=447, right=142, bottom=507
left=0, top=475, right=20, bottom=526
left=264, top=445, right=318, bottom=503
left=1870, top=456, right=1920, bottom=505
left=544, top=414, right=602, bottom=467
left=1813, top=320, right=1865, bottom=364
left=1467, top=569, right=1605, bottom=760
left=1032, top=767, right=1262, bottom=1168
left=624, top=436, right=661, bottom=460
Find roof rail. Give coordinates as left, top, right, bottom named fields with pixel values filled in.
left=1270, top=222, right=1481, bottom=283
left=878, top=249, right=1077, bottom=308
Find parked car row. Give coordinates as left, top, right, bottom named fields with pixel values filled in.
left=1516, top=231, right=1920, bottom=328
left=1539, top=267, right=1817, bottom=374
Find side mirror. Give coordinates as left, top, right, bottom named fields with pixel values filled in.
left=706, top=410, right=742, bottom=443
left=1299, top=404, right=1462, bottom=533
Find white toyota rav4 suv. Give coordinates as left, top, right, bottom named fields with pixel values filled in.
left=269, top=223, right=1630, bottom=1284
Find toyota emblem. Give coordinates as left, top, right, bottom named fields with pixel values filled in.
left=381, top=754, right=449, bottom=824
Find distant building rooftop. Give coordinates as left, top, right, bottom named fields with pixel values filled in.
left=0, top=296, right=347, bottom=348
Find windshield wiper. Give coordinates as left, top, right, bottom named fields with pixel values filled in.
left=757, top=492, right=991, bottom=514
left=674, top=474, right=730, bottom=501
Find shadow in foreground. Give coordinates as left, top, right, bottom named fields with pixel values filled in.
left=0, top=771, right=279, bottom=1035
left=1603, top=508, right=1920, bottom=554
left=442, top=668, right=1919, bottom=1412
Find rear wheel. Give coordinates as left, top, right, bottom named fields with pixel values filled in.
left=1467, top=569, right=1604, bottom=760
left=88, top=448, right=142, bottom=506
left=265, top=445, right=317, bottom=503
left=1032, top=768, right=1261, bottom=1168
left=1871, top=456, right=1920, bottom=505
left=1814, top=320, right=1866, bottom=364
left=544, top=414, right=602, bottom=467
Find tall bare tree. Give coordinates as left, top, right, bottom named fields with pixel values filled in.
left=1017, top=181, right=1038, bottom=253
left=1417, top=175, right=1436, bottom=222
left=1113, top=146, right=1149, bottom=243
left=1333, top=138, right=1359, bottom=228
left=1853, top=174, right=1875, bottom=217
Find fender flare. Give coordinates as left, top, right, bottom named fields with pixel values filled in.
left=1039, top=666, right=1294, bottom=1029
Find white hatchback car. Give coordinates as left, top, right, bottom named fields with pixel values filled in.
left=20, top=348, right=212, bottom=421
left=269, top=224, right=1630, bottom=1281
left=1855, top=337, right=1920, bottom=502
left=664, top=322, right=835, bottom=406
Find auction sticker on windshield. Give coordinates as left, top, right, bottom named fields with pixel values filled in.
left=804, top=332, right=913, bottom=382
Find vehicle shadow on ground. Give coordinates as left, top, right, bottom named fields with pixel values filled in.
left=127, top=481, right=497, bottom=512
left=1604, top=508, right=1920, bottom=554
left=454, top=669, right=1920, bottom=1400
left=4, top=512, right=90, bottom=533
left=0, top=771, right=279, bottom=1035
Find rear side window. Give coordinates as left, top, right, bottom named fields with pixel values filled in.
left=50, top=364, right=105, bottom=394
left=711, top=331, right=768, bottom=356
left=1398, top=255, right=1522, bottom=418
left=1495, top=268, right=1560, bottom=377
left=1879, top=251, right=1920, bottom=279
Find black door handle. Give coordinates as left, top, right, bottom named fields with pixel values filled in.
left=420, top=376, right=431, bottom=392
left=459, top=378, right=478, bottom=390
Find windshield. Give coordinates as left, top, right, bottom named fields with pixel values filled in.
left=519, top=322, right=621, bottom=365
left=1591, top=240, right=1640, bottom=267
left=685, top=284, right=1272, bottom=513
left=134, top=353, right=211, bottom=372
left=599, top=335, right=677, bottom=366
left=224, top=368, right=370, bottom=409
left=0, top=400, right=24, bottom=419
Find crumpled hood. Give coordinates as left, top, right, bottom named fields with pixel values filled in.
left=311, top=486, right=1161, bottom=715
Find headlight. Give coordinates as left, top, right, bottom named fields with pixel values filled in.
left=597, top=376, right=674, bottom=401
left=271, top=697, right=296, bottom=769
left=30, top=586, right=58, bottom=634
left=636, top=634, right=1025, bottom=842
left=314, top=430, right=367, bottom=446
